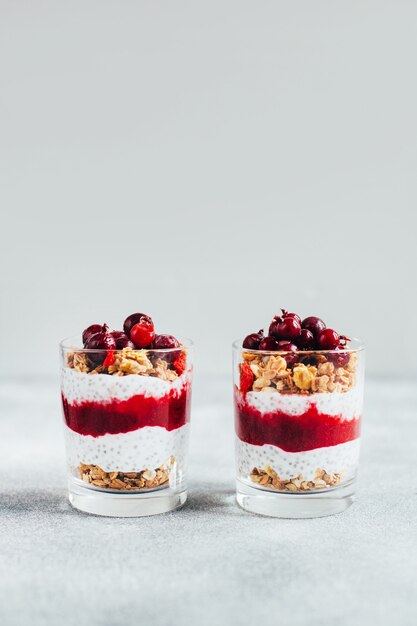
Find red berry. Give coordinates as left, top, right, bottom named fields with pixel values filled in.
left=85, top=332, right=117, bottom=364
left=240, top=362, right=254, bottom=394
left=317, top=328, right=340, bottom=350
left=259, top=337, right=279, bottom=350
left=281, top=309, right=301, bottom=325
left=243, top=330, right=264, bottom=349
left=328, top=349, right=350, bottom=367
left=268, top=316, right=282, bottom=338
left=103, top=351, right=116, bottom=368
left=82, top=323, right=109, bottom=346
left=295, top=328, right=314, bottom=349
left=152, top=334, right=180, bottom=350
left=301, top=316, right=326, bottom=337
left=130, top=319, right=155, bottom=348
left=274, top=317, right=301, bottom=341
left=277, top=341, right=298, bottom=365
left=113, top=332, right=136, bottom=349
left=123, top=313, right=153, bottom=336
left=173, top=352, right=187, bottom=375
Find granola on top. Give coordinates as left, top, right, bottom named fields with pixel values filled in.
left=240, top=351, right=357, bottom=395
left=67, top=347, right=183, bottom=380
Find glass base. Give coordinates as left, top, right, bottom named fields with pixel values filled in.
left=236, top=479, right=355, bottom=519
left=68, top=479, right=187, bottom=517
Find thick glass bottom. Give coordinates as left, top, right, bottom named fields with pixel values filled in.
left=68, top=479, right=187, bottom=517
left=236, top=478, right=355, bottom=519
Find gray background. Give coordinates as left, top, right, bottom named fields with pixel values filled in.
left=1, top=0, right=416, bottom=378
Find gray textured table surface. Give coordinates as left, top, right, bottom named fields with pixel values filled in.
left=1, top=377, right=416, bottom=626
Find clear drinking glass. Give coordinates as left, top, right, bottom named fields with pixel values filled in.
left=60, top=337, right=193, bottom=517
left=233, top=339, right=364, bottom=518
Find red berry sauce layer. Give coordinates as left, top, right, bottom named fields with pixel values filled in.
left=62, top=382, right=191, bottom=437
left=235, top=391, right=360, bottom=453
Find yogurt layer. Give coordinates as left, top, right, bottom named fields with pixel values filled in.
left=62, top=367, right=189, bottom=405
left=245, top=386, right=362, bottom=421
left=236, top=437, right=360, bottom=482
left=65, top=424, right=190, bottom=473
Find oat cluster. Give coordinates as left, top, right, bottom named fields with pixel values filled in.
left=67, top=347, right=180, bottom=381
left=242, top=351, right=357, bottom=394
left=249, top=466, right=341, bottom=492
left=79, top=460, right=174, bottom=491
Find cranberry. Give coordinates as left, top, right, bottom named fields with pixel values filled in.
left=85, top=332, right=116, bottom=364
left=274, top=316, right=301, bottom=341
left=123, top=313, right=153, bottom=336
left=152, top=334, right=180, bottom=350
left=111, top=331, right=135, bottom=349
left=130, top=318, right=155, bottom=348
left=268, top=317, right=281, bottom=339
left=281, top=309, right=302, bottom=325
left=328, top=349, right=350, bottom=367
left=277, top=341, right=299, bottom=365
left=295, top=328, right=315, bottom=349
left=258, top=337, right=279, bottom=351
left=301, top=316, right=326, bottom=337
left=82, top=323, right=109, bottom=347
left=317, top=328, right=340, bottom=350
left=243, top=330, right=264, bottom=350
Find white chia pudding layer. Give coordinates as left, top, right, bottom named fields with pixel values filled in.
left=236, top=437, right=360, bottom=482
left=244, top=386, right=362, bottom=421
left=61, top=367, right=189, bottom=405
left=65, top=424, right=190, bottom=473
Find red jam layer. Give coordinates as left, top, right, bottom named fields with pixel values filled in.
left=235, top=393, right=361, bottom=452
left=62, top=384, right=191, bottom=437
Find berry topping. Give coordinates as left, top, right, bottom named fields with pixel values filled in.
left=103, top=351, right=116, bottom=368
left=123, top=313, right=153, bottom=337
left=274, top=316, right=301, bottom=341
left=85, top=332, right=117, bottom=364
left=277, top=341, right=299, bottom=365
left=301, top=316, right=326, bottom=337
left=258, top=337, right=279, bottom=351
left=295, top=328, right=315, bottom=349
left=243, top=330, right=264, bottom=350
left=281, top=309, right=302, bottom=325
left=328, top=349, right=350, bottom=367
left=82, top=324, right=109, bottom=347
left=316, top=328, right=340, bottom=350
left=152, top=334, right=180, bottom=350
left=117, top=336, right=136, bottom=349
left=268, top=317, right=281, bottom=339
left=173, top=352, right=187, bottom=375
left=240, top=362, right=254, bottom=394
left=130, top=318, right=155, bottom=349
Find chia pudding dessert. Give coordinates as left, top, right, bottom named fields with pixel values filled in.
left=234, top=309, right=364, bottom=518
left=60, top=311, right=193, bottom=517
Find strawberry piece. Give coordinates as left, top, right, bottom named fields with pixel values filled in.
left=173, top=352, right=187, bottom=375
left=103, top=351, right=115, bottom=368
left=240, top=363, right=254, bottom=394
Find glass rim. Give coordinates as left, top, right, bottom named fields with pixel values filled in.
left=232, top=336, right=364, bottom=355
left=60, top=335, right=194, bottom=353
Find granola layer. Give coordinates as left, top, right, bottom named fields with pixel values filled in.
left=240, top=351, right=358, bottom=395
left=79, top=462, right=173, bottom=491
left=67, top=347, right=185, bottom=381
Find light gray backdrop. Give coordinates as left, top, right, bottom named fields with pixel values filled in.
left=1, top=0, right=416, bottom=379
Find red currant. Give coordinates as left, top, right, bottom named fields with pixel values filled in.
left=130, top=319, right=155, bottom=348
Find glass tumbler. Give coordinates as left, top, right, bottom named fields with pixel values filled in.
left=60, top=337, right=193, bottom=517
left=233, top=339, right=364, bottom=518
